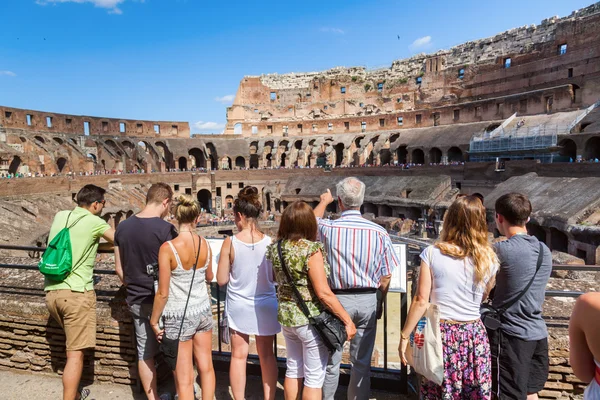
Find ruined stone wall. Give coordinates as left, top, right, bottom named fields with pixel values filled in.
left=225, top=3, right=600, bottom=136
left=0, top=106, right=190, bottom=138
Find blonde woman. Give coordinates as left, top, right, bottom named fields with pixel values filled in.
left=150, top=195, right=215, bottom=400
left=399, top=196, right=499, bottom=399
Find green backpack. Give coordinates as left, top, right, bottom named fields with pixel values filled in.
left=39, top=212, right=87, bottom=282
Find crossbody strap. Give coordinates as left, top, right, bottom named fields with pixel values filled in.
left=277, top=240, right=314, bottom=320
left=498, top=242, right=544, bottom=315
left=176, top=235, right=202, bottom=340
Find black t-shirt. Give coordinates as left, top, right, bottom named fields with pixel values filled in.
left=114, top=215, right=178, bottom=305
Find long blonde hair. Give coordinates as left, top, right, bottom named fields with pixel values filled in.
left=436, top=196, right=498, bottom=285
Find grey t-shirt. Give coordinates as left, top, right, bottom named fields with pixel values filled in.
left=492, top=234, right=552, bottom=341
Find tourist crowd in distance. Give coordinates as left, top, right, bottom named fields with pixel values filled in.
left=42, top=180, right=600, bottom=400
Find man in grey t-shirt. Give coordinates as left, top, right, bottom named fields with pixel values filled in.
left=491, top=193, right=552, bottom=400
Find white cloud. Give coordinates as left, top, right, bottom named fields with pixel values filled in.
left=35, top=0, right=127, bottom=14
left=0, top=71, right=16, bottom=77
left=409, top=36, right=432, bottom=52
left=214, top=94, right=235, bottom=105
left=193, top=121, right=225, bottom=132
left=320, top=27, right=345, bottom=35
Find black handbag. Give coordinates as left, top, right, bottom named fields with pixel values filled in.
left=160, top=237, right=201, bottom=371
left=276, top=240, right=347, bottom=352
left=481, top=242, right=544, bottom=331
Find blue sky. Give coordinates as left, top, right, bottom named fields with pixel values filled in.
left=0, top=0, right=594, bottom=134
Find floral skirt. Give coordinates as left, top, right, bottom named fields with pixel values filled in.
left=421, top=319, right=492, bottom=400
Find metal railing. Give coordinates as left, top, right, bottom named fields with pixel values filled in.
left=1, top=240, right=597, bottom=395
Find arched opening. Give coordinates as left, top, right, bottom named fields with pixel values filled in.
left=558, top=139, right=577, bottom=161
left=225, top=195, right=234, bottom=209
left=380, top=204, right=393, bottom=217
left=295, top=140, right=303, bottom=150
left=361, top=202, right=378, bottom=216
left=250, top=154, right=259, bottom=169
left=222, top=157, right=232, bottom=170
left=266, top=153, right=272, bottom=168
left=155, top=141, right=174, bottom=169
left=280, top=153, right=286, bottom=167
left=69, top=138, right=77, bottom=145
left=550, top=228, right=569, bottom=253
left=34, top=136, right=45, bottom=144
left=206, top=143, right=218, bottom=170
left=8, top=156, right=21, bottom=175
left=366, top=151, right=375, bottom=166
left=584, top=137, right=600, bottom=160
left=19, top=137, right=26, bottom=143
left=396, top=146, right=408, bottom=164
left=412, top=149, right=425, bottom=164
left=429, top=147, right=442, bottom=164
left=197, top=189, right=212, bottom=212
left=265, top=192, right=272, bottom=212
left=188, top=148, right=206, bottom=169
left=53, top=137, right=64, bottom=145
left=379, top=149, right=391, bottom=165
left=233, top=123, right=243, bottom=135
left=235, top=156, right=246, bottom=169
left=56, top=157, right=67, bottom=172
left=274, top=199, right=282, bottom=213
left=87, top=153, right=97, bottom=163
left=334, top=143, right=344, bottom=166
left=178, top=157, right=187, bottom=171
left=447, top=147, right=463, bottom=163
left=527, top=223, right=546, bottom=244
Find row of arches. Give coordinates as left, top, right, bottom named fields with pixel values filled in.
left=559, top=137, right=600, bottom=160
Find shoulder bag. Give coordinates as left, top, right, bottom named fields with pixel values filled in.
left=219, top=237, right=233, bottom=345
left=160, top=236, right=202, bottom=371
left=276, top=240, right=347, bottom=352
left=480, top=242, right=544, bottom=330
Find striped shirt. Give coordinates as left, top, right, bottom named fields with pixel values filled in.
left=317, top=210, right=399, bottom=290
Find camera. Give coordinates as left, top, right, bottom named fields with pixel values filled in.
left=146, top=262, right=159, bottom=280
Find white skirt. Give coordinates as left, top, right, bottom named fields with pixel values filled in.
left=226, top=293, right=281, bottom=336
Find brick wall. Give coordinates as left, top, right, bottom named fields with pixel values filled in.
left=0, top=293, right=139, bottom=386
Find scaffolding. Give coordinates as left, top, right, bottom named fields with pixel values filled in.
left=470, top=124, right=564, bottom=153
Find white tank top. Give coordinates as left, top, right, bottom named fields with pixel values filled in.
left=227, top=235, right=275, bottom=301
left=163, top=238, right=211, bottom=319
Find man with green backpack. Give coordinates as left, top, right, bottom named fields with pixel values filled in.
left=42, top=184, right=115, bottom=400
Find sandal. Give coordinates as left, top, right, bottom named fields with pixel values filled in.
left=78, top=388, right=91, bottom=400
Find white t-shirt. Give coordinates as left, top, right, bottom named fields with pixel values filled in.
left=420, top=245, right=498, bottom=321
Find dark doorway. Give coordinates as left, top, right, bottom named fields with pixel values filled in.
left=56, top=157, right=67, bottom=172
left=188, top=148, right=206, bottom=169
left=250, top=154, right=259, bottom=169
left=397, top=146, right=408, bottom=164
left=412, top=149, right=424, bottom=164
left=8, top=156, right=21, bottom=175
left=334, top=143, right=344, bottom=167
left=235, top=156, right=245, bottom=169
left=429, top=148, right=442, bottom=164
left=558, top=139, right=577, bottom=161
left=197, top=189, right=212, bottom=212
left=447, top=147, right=463, bottom=163
left=178, top=157, right=187, bottom=171
left=584, top=137, right=600, bottom=160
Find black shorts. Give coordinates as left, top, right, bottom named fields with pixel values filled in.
left=489, top=330, right=549, bottom=399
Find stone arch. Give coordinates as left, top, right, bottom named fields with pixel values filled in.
left=584, top=136, right=600, bottom=160
left=447, top=146, right=463, bottom=163
left=8, top=156, right=21, bottom=175
left=155, top=141, right=174, bottom=168
left=280, top=153, right=287, bottom=167
left=178, top=157, right=187, bottom=170
left=250, top=154, right=259, bottom=169
left=34, top=135, right=45, bottom=144
left=558, top=139, right=577, bottom=161
left=397, top=145, right=408, bottom=164
left=361, top=202, right=378, bottom=216
left=550, top=227, right=568, bottom=253
left=379, top=149, right=392, bottom=165
left=87, top=153, right=97, bottom=163
left=412, top=149, right=424, bottom=164
left=206, top=143, right=218, bottom=170
left=527, top=223, right=546, bottom=244
left=188, top=148, right=206, bottom=169
left=85, top=138, right=96, bottom=147
left=249, top=141, right=259, bottom=154
left=222, top=156, right=232, bottom=170
left=235, top=156, right=246, bottom=169
left=225, top=195, right=234, bottom=209
left=197, top=189, right=212, bottom=212
left=233, top=123, right=243, bottom=135
left=334, top=143, right=344, bottom=166
left=429, top=147, right=442, bottom=164
left=19, top=136, right=27, bottom=143
left=265, top=153, right=273, bottom=168
left=69, top=138, right=77, bottom=145
left=53, top=137, right=64, bottom=145
left=56, top=157, right=68, bottom=172
left=122, top=140, right=135, bottom=150
left=294, top=140, right=303, bottom=150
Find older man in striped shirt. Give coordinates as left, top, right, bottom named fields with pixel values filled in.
left=314, top=177, right=399, bottom=400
